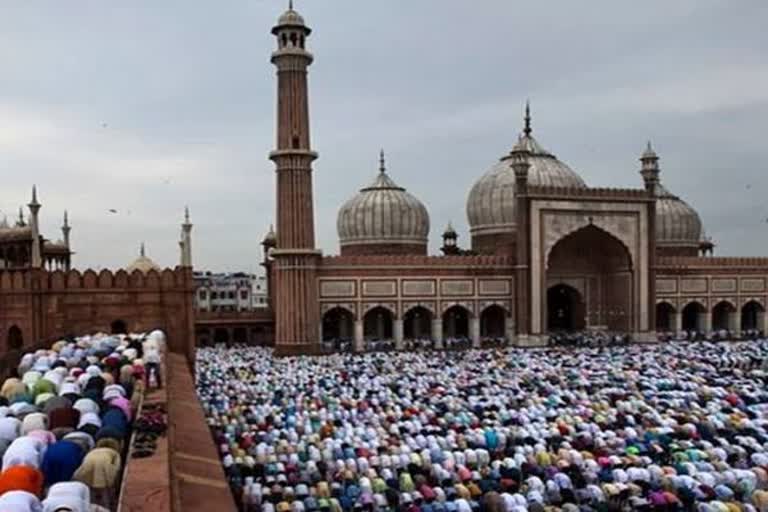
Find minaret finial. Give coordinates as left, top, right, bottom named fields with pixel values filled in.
left=63, top=210, right=69, bottom=227
left=184, top=205, right=190, bottom=224
left=379, top=149, right=386, bottom=174
left=140, top=242, right=146, bottom=258
left=524, top=100, right=532, bottom=137
left=18, top=207, right=24, bottom=226
left=289, top=0, right=293, bottom=9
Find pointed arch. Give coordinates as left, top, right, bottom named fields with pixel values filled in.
left=7, top=325, right=23, bottom=351
left=712, top=300, right=737, bottom=331
left=110, top=319, right=128, bottom=335
left=681, top=301, right=706, bottom=331
left=322, top=307, right=355, bottom=342
left=546, top=222, right=634, bottom=271
left=741, top=300, right=765, bottom=331
left=403, top=306, right=433, bottom=339
left=442, top=304, right=470, bottom=339
left=363, top=306, right=394, bottom=340
left=655, top=301, right=676, bottom=331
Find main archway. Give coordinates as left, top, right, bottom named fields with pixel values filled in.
left=547, top=284, right=584, bottom=332
left=546, top=224, right=633, bottom=332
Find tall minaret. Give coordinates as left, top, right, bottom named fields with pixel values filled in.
left=62, top=211, right=71, bottom=249
left=269, top=2, right=321, bottom=354
left=28, top=186, right=42, bottom=269
left=180, top=206, right=193, bottom=268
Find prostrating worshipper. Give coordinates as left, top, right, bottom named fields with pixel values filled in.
left=197, top=340, right=768, bottom=511
left=0, top=329, right=166, bottom=511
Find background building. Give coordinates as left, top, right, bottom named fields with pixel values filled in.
left=193, top=272, right=268, bottom=313
left=0, top=189, right=196, bottom=360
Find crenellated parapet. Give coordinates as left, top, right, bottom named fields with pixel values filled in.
left=41, top=267, right=189, bottom=291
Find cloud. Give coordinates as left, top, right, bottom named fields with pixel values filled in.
left=0, top=0, right=766, bottom=269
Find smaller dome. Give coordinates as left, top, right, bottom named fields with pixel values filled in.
left=262, top=225, right=277, bottom=246
left=126, top=243, right=161, bottom=274
left=278, top=8, right=305, bottom=26
left=337, top=151, right=430, bottom=254
left=273, top=3, right=310, bottom=34
left=655, top=183, right=703, bottom=248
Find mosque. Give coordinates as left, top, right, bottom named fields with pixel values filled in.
left=263, top=4, right=768, bottom=355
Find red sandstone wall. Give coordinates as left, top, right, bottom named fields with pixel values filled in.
left=340, top=243, right=427, bottom=256
left=0, top=268, right=196, bottom=360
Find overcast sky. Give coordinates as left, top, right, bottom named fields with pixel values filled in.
left=0, top=1, right=766, bottom=272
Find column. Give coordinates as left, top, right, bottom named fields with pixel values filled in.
left=354, top=320, right=364, bottom=352
left=761, top=310, right=768, bottom=332
left=432, top=318, right=443, bottom=349
left=673, top=311, right=683, bottom=334
left=730, top=311, right=741, bottom=334
left=702, top=311, right=712, bottom=333
left=394, top=319, right=404, bottom=350
left=471, top=317, right=481, bottom=348
left=505, top=315, right=515, bottom=346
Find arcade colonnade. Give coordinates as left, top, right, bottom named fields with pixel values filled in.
left=321, top=302, right=508, bottom=351
left=655, top=299, right=768, bottom=333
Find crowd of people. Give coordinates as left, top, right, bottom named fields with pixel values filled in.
left=547, top=333, right=631, bottom=349
left=197, top=340, right=768, bottom=511
left=0, top=330, right=165, bottom=511
left=321, top=338, right=510, bottom=354
left=657, top=331, right=765, bottom=343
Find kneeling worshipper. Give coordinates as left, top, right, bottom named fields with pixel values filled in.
left=197, top=340, right=768, bottom=511
left=0, top=330, right=164, bottom=511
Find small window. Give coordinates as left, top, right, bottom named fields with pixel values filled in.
left=240, top=290, right=248, bottom=300
left=292, top=135, right=300, bottom=149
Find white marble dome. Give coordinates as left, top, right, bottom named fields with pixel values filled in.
left=655, top=183, right=703, bottom=248
left=337, top=154, right=430, bottom=250
left=467, top=131, right=586, bottom=237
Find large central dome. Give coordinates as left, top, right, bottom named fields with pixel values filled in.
left=466, top=106, right=586, bottom=253
left=337, top=151, right=430, bottom=256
